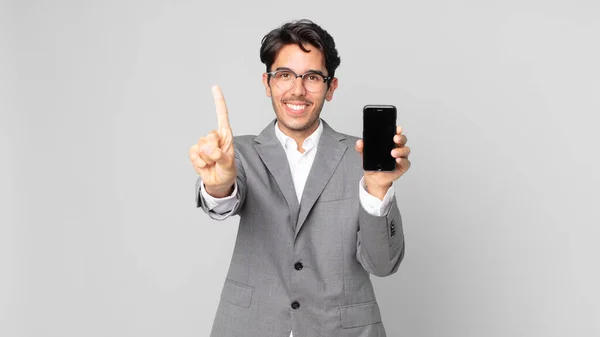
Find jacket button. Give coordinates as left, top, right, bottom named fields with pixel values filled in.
left=291, top=301, right=300, bottom=309
left=294, top=262, right=303, bottom=270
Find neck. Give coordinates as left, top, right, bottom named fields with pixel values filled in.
left=277, top=119, right=320, bottom=153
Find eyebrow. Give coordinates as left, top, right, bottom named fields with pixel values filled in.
left=274, top=67, right=327, bottom=77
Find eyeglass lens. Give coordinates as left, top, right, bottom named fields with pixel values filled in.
left=272, top=71, right=326, bottom=92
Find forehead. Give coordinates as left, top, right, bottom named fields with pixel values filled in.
left=272, top=43, right=326, bottom=72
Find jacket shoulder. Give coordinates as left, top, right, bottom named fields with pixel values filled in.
left=233, top=135, right=256, bottom=144
left=232, top=135, right=258, bottom=156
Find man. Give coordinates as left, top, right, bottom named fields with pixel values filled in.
left=189, top=19, right=411, bottom=337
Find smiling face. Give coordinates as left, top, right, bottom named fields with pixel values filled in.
left=262, top=43, right=338, bottom=141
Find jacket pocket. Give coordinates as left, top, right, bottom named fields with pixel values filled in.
left=339, top=301, right=382, bottom=328
left=221, top=279, right=254, bottom=308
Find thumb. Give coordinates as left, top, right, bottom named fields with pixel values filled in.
left=355, top=139, right=364, bottom=156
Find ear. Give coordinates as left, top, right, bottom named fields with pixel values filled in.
left=262, top=73, right=272, bottom=97
left=325, top=77, right=338, bottom=101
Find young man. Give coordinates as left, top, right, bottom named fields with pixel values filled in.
left=189, top=19, right=411, bottom=337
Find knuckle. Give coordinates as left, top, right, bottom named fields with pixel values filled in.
left=207, top=131, right=220, bottom=144
left=210, top=150, right=222, bottom=160
left=198, top=153, right=212, bottom=164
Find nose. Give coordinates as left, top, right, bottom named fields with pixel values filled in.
left=291, top=76, right=306, bottom=96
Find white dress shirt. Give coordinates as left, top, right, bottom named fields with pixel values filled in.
left=199, top=119, right=395, bottom=336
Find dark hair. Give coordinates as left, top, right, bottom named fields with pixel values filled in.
left=260, top=19, right=341, bottom=82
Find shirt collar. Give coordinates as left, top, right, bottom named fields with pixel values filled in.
left=274, top=118, right=324, bottom=153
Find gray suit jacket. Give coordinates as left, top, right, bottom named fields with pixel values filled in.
left=195, top=119, right=405, bottom=337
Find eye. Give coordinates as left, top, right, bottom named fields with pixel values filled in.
left=277, top=71, right=293, bottom=79
left=306, top=74, right=321, bottom=82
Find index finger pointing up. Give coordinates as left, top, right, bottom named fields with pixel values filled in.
left=212, top=85, right=230, bottom=131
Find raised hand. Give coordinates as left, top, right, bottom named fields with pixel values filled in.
left=355, top=125, right=411, bottom=200
left=189, top=85, right=236, bottom=198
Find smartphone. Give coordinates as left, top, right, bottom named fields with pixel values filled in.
left=362, top=105, right=397, bottom=171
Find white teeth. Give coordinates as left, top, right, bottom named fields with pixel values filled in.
left=286, top=103, right=306, bottom=111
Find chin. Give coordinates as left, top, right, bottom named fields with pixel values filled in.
left=275, top=104, right=320, bottom=132
left=286, top=117, right=319, bottom=132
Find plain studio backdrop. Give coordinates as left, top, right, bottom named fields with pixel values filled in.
left=1, top=0, right=599, bottom=336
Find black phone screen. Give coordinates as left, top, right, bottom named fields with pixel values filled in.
left=362, top=105, right=397, bottom=171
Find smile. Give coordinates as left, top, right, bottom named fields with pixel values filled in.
left=285, top=103, right=308, bottom=112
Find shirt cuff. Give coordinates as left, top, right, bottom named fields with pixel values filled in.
left=358, top=177, right=395, bottom=217
left=199, top=180, right=238, bottom=213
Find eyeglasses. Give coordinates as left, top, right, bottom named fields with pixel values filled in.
left=266, top=68, right=331, bottom=93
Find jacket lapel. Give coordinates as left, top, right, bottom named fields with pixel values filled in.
left=253, top=120, right=300, bottom=228
left=294, top=120, right=347, bottom=241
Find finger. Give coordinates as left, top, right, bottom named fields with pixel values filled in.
left=394, top=134, right=407, bottom=147
left=190, top=145, right=205, bottom=172
left=355, top=139, right=364, bottom=155
left=205, top=146, right=225, bottom=163
left=391, top=146, right=410, bottom=158
left=396, top=125, right=403, bottom=134
left=196, top=157, right=207, bottom=169
left=189, top=144, right=199, bottom=162
left=212, top=85, right=231, bottom=132
left=396, top=157, right=412, bottom=170
left=190, top=144, right=207, bottom=165
left=396, top=158, right=412, bottom=172
left=196, top=130, right=219, bottom=161
left=205, top=130, right=219, bottom=148
left=197, top=141, right=216, bottom=165
left=198, top=144, right=217, bottom=165
left=193, top=154, right=207, bottom=169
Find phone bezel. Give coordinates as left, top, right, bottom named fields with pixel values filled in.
left=362, top=105, right=397, bottom=172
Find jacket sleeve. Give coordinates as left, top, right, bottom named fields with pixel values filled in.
left=355, top=196, right=405, bottom=277
left=195, top=148, right=247, bottom=220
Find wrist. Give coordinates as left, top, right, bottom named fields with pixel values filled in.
left=204, top=183, right=234, bottom=198
left=364, top=178, right=392, bottom=201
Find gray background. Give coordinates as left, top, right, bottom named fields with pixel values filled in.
left=2, top=0, right=599, bottom=336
